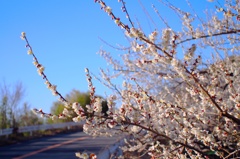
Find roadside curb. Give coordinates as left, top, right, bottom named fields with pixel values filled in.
left=97, top=137, right=125, bottom=159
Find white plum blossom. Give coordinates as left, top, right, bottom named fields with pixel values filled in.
left=72, top=116, right=84, bottom=122
left=162, top=28, right=172, bottom=50
left=130, top=27, right=144, bottom=38
left=37, top=65, right=45, bottom=75
left=20, top=32, right=26, bottom=40
left=27, top=49, right=33, bottom=55
left=105, top=6, right=112, bottom=14
left=62, top=108, right=71, bottom=117
left=184, top=44, right=196, bottom=61
left=149, top=30, right=158, bottom=42
left=93, top=97, right=102, bottom=113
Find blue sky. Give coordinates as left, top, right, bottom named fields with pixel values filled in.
left=0, top=0, right=216, bottom=113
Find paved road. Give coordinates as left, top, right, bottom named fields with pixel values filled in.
left=0, top=131, right=123, bottom=159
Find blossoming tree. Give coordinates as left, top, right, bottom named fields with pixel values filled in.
left=21, top=0, right=240, bottom=158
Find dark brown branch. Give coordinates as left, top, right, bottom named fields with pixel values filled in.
left=120, top=0, right=134, bottom=28
left=176, top=29, right=240, bottom=45
left=186, top=67, right=240, bottom=125
left=23, top=36, right=68, bottom=104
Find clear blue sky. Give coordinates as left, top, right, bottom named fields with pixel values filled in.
left=0, top=1, right=215, bottom=112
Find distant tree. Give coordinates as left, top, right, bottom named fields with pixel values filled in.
left=0, top=82, right=42, bottom=129
left=0, top=82, right=24, bottom=129
left=0, top=96, right=9, bottom=129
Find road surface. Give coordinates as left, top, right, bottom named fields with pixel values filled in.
left=0, top=131, right=123, bottom=159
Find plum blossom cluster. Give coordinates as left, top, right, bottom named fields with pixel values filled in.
left=21, top=32, right=71, bottom=120
left=94, top=0, right=131, bottom=31
left=93, top=0, right=240, bottom=158
left=75, top=152, right=97, bottom=159
left=22, top=0, right=240, bottom=158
